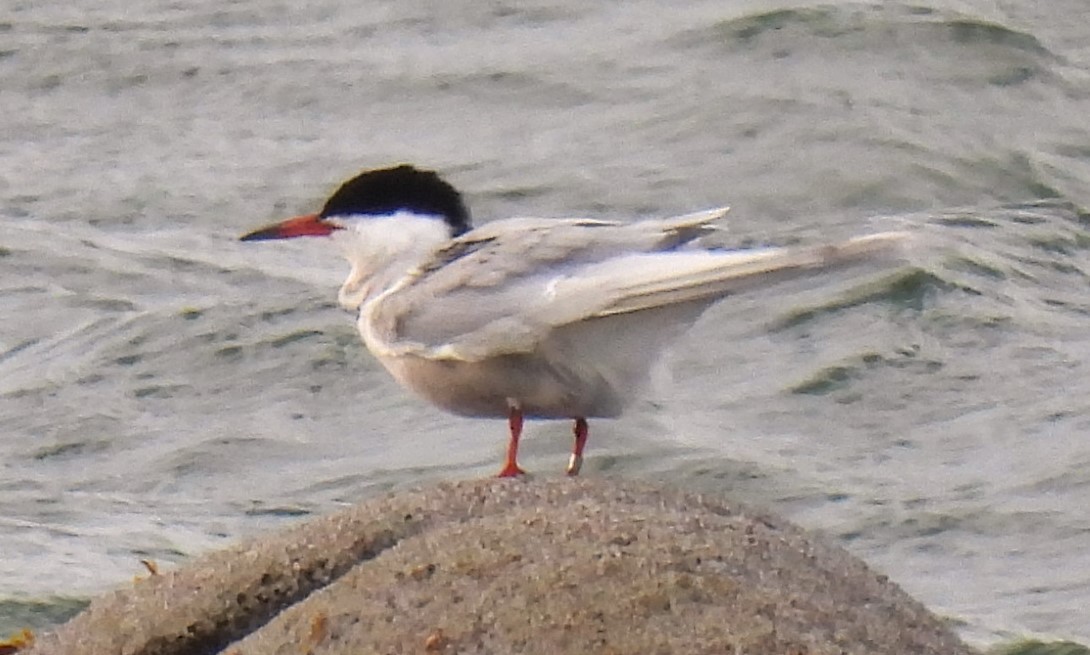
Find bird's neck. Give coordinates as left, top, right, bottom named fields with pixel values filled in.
left=329, top=211, right=454, bottom=311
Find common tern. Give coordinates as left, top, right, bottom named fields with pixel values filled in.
left=240, top=164, right=908, bottom=477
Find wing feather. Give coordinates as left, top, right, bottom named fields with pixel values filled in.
left=553, top=231, right=911, bottom=319
left=364, top=210, right=907, bottom=362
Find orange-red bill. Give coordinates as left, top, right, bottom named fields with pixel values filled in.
left=239, top=213, right=338, bottom=241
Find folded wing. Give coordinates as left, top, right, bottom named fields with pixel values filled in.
left=364, top=210, right=909, bottom=362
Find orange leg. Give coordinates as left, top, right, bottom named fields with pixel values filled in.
left=497, top=407, right=527, bottom=477
left=566, top=417, right=588, bottom=476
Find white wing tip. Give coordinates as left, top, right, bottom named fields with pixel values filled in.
left=848, top=230, right=913, bottom=249
left=674, top=206, right=730, bottom=223
left=826, top=230, right=914, bottom=263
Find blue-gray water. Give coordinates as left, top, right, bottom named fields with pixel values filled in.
left=3, top=0, right=1090, bottom=646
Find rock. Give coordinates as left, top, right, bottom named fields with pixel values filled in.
left=26, top=478, right=975, bottom=654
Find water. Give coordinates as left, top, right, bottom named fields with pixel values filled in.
left=3, top=0, right=1090, bottom=646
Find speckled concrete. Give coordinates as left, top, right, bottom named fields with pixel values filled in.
left=26, top=478, right=976, bottom=655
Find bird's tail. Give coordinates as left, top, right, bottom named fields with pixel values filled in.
left=591, top=231, right=913, bottom=317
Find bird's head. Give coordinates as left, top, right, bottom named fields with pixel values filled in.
left=240, top=164, right=472, bottom=310
left=239, top=164, right=471, bottom=243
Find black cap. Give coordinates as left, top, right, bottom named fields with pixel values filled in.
left=319, top=164, right=471, bottom=237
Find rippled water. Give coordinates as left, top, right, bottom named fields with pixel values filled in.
left=3, top=0, right=1090, bottom=646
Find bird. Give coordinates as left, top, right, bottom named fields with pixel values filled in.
left=240, top=164, right=908, bottom=477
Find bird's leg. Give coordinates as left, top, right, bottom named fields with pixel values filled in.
left=497, top=407, right=527, bottom=478
left=567, top=417, right=589, bottom=476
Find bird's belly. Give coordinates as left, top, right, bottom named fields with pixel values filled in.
left=374, top=352, right=625, bottom=419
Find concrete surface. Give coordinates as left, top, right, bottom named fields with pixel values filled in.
left=25, top=477, right=976, bottom=654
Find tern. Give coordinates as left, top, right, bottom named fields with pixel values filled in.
left=240, top=164, right=908, bottom=477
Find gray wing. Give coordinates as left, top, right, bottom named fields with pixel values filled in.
left=366, top=209, right=909, bottom=362
left=363, top=209, right=728, bottom=359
